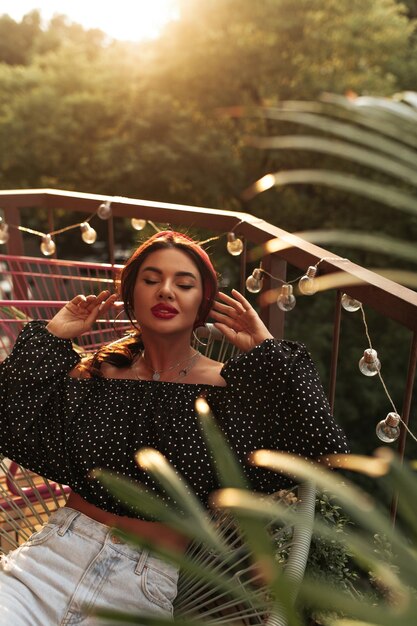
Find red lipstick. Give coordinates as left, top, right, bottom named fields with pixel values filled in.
left=151, top=303, right=179, bottom=319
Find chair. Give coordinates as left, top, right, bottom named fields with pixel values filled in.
left=0, top=258, right=315, bottom=625
left=0, top=253, right=131, bottom=547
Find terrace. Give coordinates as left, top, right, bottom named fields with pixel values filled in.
left=0, top=187, right=416, bottom=542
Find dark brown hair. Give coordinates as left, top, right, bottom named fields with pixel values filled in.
left=76, top=231, right=218, bottom=377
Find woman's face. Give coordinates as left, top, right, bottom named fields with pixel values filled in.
left=132, top=247, right=203, bottom=337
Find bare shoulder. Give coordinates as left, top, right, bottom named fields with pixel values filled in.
left=192, top=354, right=227, bottom=387
left=100, top=361, right=130, bottom=379
left=68, top=360, right=122, bottom=379
left=68, top=359, right=92, bottom=379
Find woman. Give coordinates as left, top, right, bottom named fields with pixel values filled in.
left=0, top=231, right=348, bottom=625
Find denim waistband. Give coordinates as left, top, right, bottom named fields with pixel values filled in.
left=48, top=506, right=179, bottom=580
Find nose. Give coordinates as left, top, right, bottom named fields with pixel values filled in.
left=157, top=280, right=174, bottom=300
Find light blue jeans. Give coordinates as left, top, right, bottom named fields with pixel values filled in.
left=0, top=507, right=179, bottom=625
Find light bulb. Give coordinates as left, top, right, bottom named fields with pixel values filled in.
left=40, top=234, right=56, bottom=256
left=131, top=218, right=147, bottom=231
left=97, top=201, right=112, bottom=220
left=80, top=222, right=97, bottom=244
left=298, top=265, right=318, bottom=295
left=341, top=293, right=361, bottom=312
left=376, top=412, right=401, bottom=443
left=0, top=219, right=9, bottom=245
left=246, top=268, right=263, bottom=293
left=277, top=284, right=296, bottom=312
left=226, top=232, right=244, bottom=256
left=359, top=348, right=381, bottom=376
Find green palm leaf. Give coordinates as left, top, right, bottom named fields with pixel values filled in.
left=242, top=169, right=417, bottom=216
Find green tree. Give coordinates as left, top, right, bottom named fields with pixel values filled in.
left=154, top=0, right=416, bottom=106
left=0, top=11, right=42, bottom=65
left=0, top=10, right=107, bottom=65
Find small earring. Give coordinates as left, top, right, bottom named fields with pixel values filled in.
left=111, top=307, right=125, bottom=335
left=113, top=306, right=140, bottom=333
left=193, top=326, right=209, bottom=347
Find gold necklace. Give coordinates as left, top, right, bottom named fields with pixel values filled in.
left=133, top=350, right=200, bottom=382
left=170, top=351, right=201, bottom=382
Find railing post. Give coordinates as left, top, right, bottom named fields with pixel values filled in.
left=390, top=330, right=417, bottom=524
left=4, top=207, right=24, bottom=257
left=4, top=207, right=28, bottom=299
left=107, top=215, right=115, bottom=267
left=239, top=237, right=247, bottom=294
left=328, top=290, right=342, bottom=412
left=47, top=206, right=57, bottom=259
left=260, top=254, right=286, bottom=339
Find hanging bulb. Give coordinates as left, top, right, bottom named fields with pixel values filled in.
left=359, top=348, right=381, bottom=377
left=246, top=268, right=263, bottom=293
left=376, top=412, right=401, bottom=443
left=0, top=219, right=9, bottom=244
left=80, top=222, right=97, bottom=244
left=97, top=201, right=112, bottom=220
left=131, top=218, right=147, bottom=231
left=226, top=232, right=244, bottom=256
left=40, top=234, right=56, bottom=256
left=341, top=293, right=361, bottom=312
left=277, top=284, right=296, bottom=312
left=298, top=265, right=318, bottom=295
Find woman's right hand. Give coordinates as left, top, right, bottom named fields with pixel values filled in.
left=46, top=290, right=119, bottom=339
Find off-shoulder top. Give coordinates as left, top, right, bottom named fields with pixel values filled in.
left=0, top=321, right=349, bottom=520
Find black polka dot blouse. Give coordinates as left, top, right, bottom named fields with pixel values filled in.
left=0, top=321, right=349, bottom=521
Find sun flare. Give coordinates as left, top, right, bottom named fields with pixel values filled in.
left=97, top=1, right=179, bottom=41
left=1, top=0, right=179, bottom=42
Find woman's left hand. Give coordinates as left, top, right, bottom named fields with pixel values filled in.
left=210, top=289, right=273, bottom=352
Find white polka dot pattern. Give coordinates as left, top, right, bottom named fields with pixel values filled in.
left=0, top=321, right=349, bottom=520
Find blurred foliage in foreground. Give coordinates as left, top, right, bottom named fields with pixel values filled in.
left=88, top=90, right=416, bottom=625
left=89, top=400, right=417, bottom=626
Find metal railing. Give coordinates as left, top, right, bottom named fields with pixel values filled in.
left=0, top=188, right=416, bottom=520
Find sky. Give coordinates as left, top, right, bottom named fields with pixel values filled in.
left=0, top=1, right=180, bottom=41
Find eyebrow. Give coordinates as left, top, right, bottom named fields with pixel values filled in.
left=141, top=266, right=198, bottom=280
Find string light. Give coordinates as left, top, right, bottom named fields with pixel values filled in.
left=97, top=201, right=112, bottom=220
left=80, top=222, right=97, bottom=244
left=226, top=232, right=244, bottom=256
left=298, top=265, right=318, bottom=295
left=376, top=412, right=401, bottom=443
left=340, top=302, right=417, bottom=445
left=359, top=348, right=381, bottom=377
left=277, top=284, right=296, bottom=311
left=0, top=218, right=9, bottom=244
left=2, top=208, right=416, bottom=446
left=131, top=218, right=147, bottom=231
left=40, top=234, right=56, bottom=256
left=341, top=293, right=361, bottom=312
left=246, top=268, right=264, bottom=293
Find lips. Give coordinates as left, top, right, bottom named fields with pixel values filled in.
left=151, top=303, right=179, bottom=319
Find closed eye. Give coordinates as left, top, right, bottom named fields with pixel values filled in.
left=144, top=279, right=158, bottom=285
left=178, top=285, right=194, bottom=290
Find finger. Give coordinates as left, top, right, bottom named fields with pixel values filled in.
left=216, top=292, right=246, bottom=314
left=212, top=300, right=244, bottom=318
left=98, top=294, right=119, bottom=315
left=84, top=295, right=98, bottom=308
left=230, top=288, right=253, bottom=310
left=213, top=322, right=237, bottom=342
left=84, top=298, right=112, bottom=325
left=91, top=290, right=111, bottom=307
left=85, top=290, right=112, bottom=311
left=96, top=289, right=111, bottom=303
left=70, top=294, right=88, bottom=308
left=210, top=309, right=242, bottom=329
